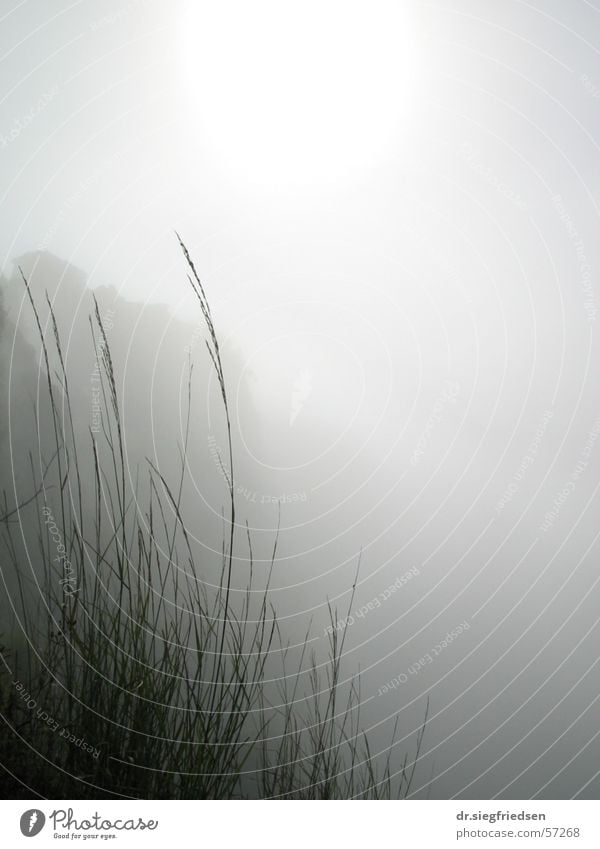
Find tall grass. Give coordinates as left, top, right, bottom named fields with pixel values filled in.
left=0, top=240, right=426, bottom=799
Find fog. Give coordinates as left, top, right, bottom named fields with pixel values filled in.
left=2, top=0, right=600, bottom=799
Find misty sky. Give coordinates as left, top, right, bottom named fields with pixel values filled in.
left=2, top=0, right=600, bottom=798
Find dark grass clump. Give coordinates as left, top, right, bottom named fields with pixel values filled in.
left=0, top=240, right=426, bottom=799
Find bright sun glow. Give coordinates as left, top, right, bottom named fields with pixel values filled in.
left=180, top=1, right=421, bottom=190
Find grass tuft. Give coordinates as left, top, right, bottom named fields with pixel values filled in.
left=0, top=241, right=426, bottom=799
